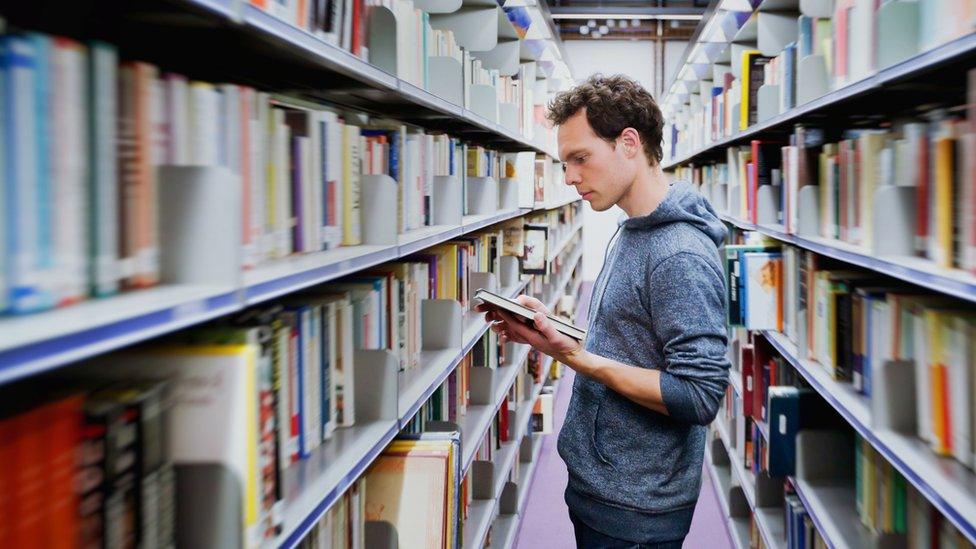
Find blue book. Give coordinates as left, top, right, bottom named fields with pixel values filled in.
left=797, top=16, right=814, bottom=59
left=783, top=42, right=797, bottom=111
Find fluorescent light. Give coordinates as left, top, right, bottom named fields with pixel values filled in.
left=551, top=13, right=703, bottom=21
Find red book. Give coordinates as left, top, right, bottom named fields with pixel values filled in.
left=351, top=0, right=363, bottom=56
left=742, top=343, right=755, bottom=418
left=45, top=396, right=83, bottom=549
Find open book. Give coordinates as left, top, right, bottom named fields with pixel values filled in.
left=474, top=288, right=587, bottom=342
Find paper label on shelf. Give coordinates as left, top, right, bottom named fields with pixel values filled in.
left=139, top=248, right=160, bottom=278
left=779, top=415, right=787, bottom=435
left=118, top=256, right=136, bottom=279
left=746, top=375, right=753, bottom=391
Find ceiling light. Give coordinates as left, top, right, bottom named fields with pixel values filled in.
left=606, top=19, right=616, bottom=28
left=587, top=19, right=596, bottom=27
left=579, top=25, right=589, bottom=34
left=598, top=24, right=609, bottom=34
left=619, top=20, right=629, bottom=29
left=631, top=19, right=641, bottom=27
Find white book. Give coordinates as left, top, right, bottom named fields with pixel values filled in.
left=323, top=301, right=337, bottom=438
left=94, top=343, right=263, bottom=547
left=948, top=316, right=973, bottom=466
left=251, top=92, right=269, bottom=264
left=51, top=39, right=89, bottom=305
left=164, top=73, right=189, bottom=165
left=88, top=42, right=119, bottom=297
left=219, top=84, right=241, bottom=175
left=336, top=296, right=355, bottom=426
left=324, top=111, right=343, bottom=249
left=189, top=82, right=219, bottom=167
left=275, top=116, right=292, bottom=257
left=310, top=111, right=324, bottom=253
left=343, top=124, right=362, bottom=245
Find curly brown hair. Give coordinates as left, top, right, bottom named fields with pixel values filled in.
left=547, top=74, right=664, bottom=166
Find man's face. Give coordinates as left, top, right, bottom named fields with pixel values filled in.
left=557, top=109, right=636, bottom=212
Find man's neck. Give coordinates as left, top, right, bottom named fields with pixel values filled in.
left=617, top=164, right=668, bottom=218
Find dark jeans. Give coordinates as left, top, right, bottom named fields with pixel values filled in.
left=569, top=511, right=685, bottom=549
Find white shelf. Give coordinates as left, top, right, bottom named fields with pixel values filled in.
left=487, top=513, right=520, bottom=549
left=244, top=244, right=400, bottom=304
left=0, top=284, right=239, bottom=385
left=546, top=219, right=584, bottom=262
left=516, top=433, right=544, bottom=514
left=792, top=477, right=876, bottom=549
left=399, top=279, right=526, bottom=424
left=460, top=343, right=531, bottom=474
left=462, top=209, right=526, bottom=233
left=490, top=388, right=537, bottom=500
left=714, top=419, right=787, bottom=549
left=398, top=224, right=465, bottom=257
left=760, top=329, right=976, bottom=544
left=545, top=244, right=584, bottom=311
left=719, top=214, right=976, bottom=304
left=664, top=33, right=976, bottom=169
left=534, top=195, right=581, bottom=212
left=704, top=444, right=750, bottom=549
left=266, top=419, right=400, bottom=548
left=463, top=497, right=499, bottom=549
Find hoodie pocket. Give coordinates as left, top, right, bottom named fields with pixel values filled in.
left=591, top=395, right=614, bottom=467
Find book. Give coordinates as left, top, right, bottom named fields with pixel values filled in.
left=473, top=288, right=586, bottom=341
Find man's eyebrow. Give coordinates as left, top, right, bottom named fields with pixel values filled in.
left=561, top=148, right=586, bottom=160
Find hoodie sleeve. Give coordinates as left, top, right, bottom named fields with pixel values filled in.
left=649, top=251, right=730, bottom=426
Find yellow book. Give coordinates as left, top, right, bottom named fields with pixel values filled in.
left=934, top=137, right=955, bottom=269
left=857, top=132, right=887, bottom=249
left=926, top=309, right=950, bottom=455
left=739, top=49, right=762, bottom=131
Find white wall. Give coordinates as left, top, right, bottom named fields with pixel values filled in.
left=562, top=39, right=688, bottom=280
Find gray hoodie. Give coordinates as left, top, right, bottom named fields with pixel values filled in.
left=557, top=181, right=730, bottom=542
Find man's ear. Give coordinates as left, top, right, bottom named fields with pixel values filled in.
left=619, top=127, right=642, bottom=158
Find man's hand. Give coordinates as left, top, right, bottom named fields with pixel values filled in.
left=476, top=295, right=583, bottom=365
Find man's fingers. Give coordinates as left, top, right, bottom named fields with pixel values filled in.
left=515, top=294, right=548, bottom=313
left=533, top=312, right=560, bottom=341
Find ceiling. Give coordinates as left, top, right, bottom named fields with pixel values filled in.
left=544, top=0, right=708, bottom=41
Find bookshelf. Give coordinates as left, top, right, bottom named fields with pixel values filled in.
left=663, top=5, right=976, bottom=170
left=666, top=0, right=976, bottom=546
left=0, top=203, right=561, bottom=387
left=715, top=214, right=976, bottom=304
left=0, top=0, right=582, bottom=546
left=759, top=329, right=976, bottom=545
left=714, top=413, right=788, bottom=549
left=791, top=477, right=874, bottom=549
left=704, top=439, right=752, bottom=549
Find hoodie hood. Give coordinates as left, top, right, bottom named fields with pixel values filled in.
left=621, top=181, right=727, bottom=246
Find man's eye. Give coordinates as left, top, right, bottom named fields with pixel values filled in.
left=575, top=155, right=587, bottom=164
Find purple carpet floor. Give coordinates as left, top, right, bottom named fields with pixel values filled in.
left=513, top=282, right=732, bottom=549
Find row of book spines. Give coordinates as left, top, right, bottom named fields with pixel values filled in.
left=677, top=2, right=974, bottom=143
left=855, top=435, right=909, bottom=536
left=297, top=477, right=366, bottom=549
left=727, top=233, right=976, bottom=471
left=0, top=383, right=174, bottom=548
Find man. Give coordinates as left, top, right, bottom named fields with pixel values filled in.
left=479, top=74, right=730, bottom=548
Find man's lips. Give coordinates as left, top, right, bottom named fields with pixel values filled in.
left=580, top=191, right=593, bottom=199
